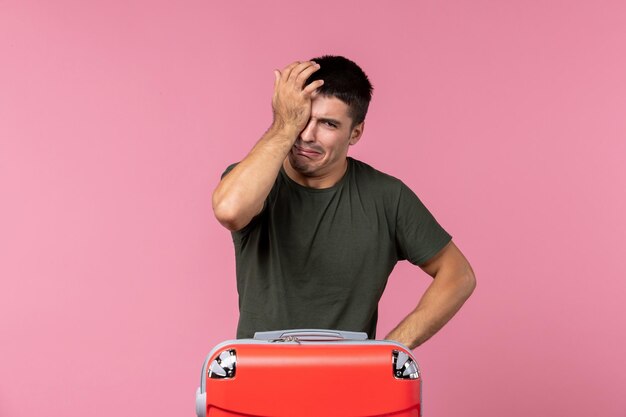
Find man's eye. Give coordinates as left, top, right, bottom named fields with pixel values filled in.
left=324, top=121, right=337, bottom=128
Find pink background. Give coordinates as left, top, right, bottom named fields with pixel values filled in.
left=1, top=1, right=625, bottom=416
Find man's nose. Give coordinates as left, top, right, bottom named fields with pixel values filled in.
left=299, top=120, right=316, bottom=142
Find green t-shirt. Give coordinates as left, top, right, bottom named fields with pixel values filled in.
left=224, top=157, right=451, bottom=339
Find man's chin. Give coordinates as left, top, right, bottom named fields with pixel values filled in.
left=292, top=164, right=317, bottom=177
left=288, top=155, right=317, bottom=175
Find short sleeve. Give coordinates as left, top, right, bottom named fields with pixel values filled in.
left=221, top=162, right=238, bottom=179
left=395, top=183, right=452, bottom=265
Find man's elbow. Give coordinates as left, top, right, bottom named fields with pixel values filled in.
left=212, top=196, right=247, bottom=232
left=460, top=266, right=476, bottom=299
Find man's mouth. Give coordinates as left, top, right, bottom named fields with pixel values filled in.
left=294, top=145, right=322, bottom=158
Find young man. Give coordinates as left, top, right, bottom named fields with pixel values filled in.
left=212, top=56, right=475, bottom=349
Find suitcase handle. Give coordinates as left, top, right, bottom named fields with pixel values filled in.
left=253, top=329, right=369, bottom=341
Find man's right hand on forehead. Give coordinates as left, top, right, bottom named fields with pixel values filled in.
left=271, top=60, right=324, bottom=135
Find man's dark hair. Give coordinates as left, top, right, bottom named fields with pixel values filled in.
left=305, top=55, right=373, bottom=128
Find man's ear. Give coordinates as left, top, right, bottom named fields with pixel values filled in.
left=349, top=122, right=364, bottom=145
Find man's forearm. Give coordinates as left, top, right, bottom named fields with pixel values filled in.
left=385, top=266, right=476, bottom=349
left=212, top=123, right=298, bottom=231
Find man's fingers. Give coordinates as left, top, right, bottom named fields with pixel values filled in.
left=273, top=70, right=280, bottom=88
left=281, top=61, right=302, bottom=81
left=296, top=62, right=321, bottom=85
left=276, top=60, right=323, bottom=99
left=303, top=79, right=324, bottom=95
left=288, top=61, right=317, bottom=82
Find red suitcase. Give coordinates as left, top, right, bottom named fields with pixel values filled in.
left=195, top=329, right=422, bottom=417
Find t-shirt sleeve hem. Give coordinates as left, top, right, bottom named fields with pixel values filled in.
left=409, top=233, right=453, bottom=266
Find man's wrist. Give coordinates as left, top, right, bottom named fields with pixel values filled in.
left=269, top=117, right=301, bottom=138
